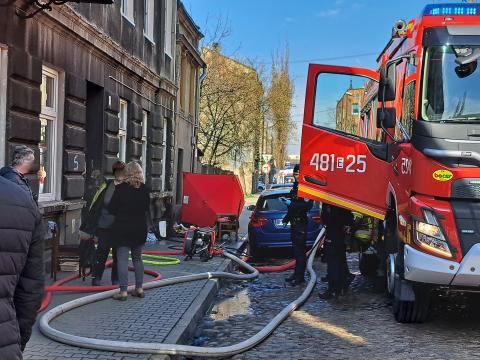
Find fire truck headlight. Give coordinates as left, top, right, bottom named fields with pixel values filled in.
left=416, top=222, right=443, bottom=239
left=414, top=210, right=451, bottom=258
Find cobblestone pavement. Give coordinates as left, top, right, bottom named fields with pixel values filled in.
left=24, top=240, right=230, bottom=360
left=188, top=253, right=480, bottom=360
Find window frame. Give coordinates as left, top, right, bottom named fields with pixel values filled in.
left=141, top=110, right=148, bottom=176
left=39, top=66, right=62, bottom=203
left=118, top=99, right=128, bottom=162
left=164, top=0, right=173, bottom=57
left=143, top=0, right=155, bottom=43
left=162, top=117, right=167, bottom=191
left=121, top=0, right=135, bottom=26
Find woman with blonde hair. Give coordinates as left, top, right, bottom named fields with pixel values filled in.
left=108, top=161, right=149, bottom=300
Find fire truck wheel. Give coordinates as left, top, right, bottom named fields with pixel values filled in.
left=393, top=285, right=430, bottom=323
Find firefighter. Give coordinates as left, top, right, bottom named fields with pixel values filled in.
left=283, top=164, right=313, bottom=286
left=319, top=204, right=354, bottom=299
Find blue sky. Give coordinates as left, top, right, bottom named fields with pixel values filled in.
left=182, top=0, right=463, bottom=154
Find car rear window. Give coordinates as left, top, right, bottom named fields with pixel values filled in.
left=257, top=194, right=320, bottom=212
left=257, top=195, right=290, bottom=212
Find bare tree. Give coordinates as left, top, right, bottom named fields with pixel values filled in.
left=267, top=46, right=293, bottom=169
left=198, top=46, right=264, bottom=168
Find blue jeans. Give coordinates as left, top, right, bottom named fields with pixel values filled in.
left=116, top=245, right=144, bottom=292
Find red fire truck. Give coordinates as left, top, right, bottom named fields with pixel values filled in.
left=299, top=3, right=480, bottom=322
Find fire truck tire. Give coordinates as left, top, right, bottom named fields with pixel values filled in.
left=393, top=285, right=430, bottom=323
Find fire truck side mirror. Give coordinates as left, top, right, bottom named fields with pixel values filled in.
left=378, top=65, right=396, bottom=102
left=376, top=108, right=396, bottom=129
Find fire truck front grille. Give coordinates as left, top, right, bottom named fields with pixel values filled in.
left=451, top=201, right=480, bottom=256
left=452, top=179, right=480, bottom=200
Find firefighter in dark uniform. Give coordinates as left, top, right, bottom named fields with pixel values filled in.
left=319, top=203, right=354, bottom=299
left=283, top=164, right=313, bottom=286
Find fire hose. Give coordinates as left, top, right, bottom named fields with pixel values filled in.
left=39, top=227, right=325, bottom=357
left=39, top=252, right=181, bottom=312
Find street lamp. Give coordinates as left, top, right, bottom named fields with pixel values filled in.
left=6, top=0, right=114, bottom=19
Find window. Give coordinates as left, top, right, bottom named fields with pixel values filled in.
left=184, top=61, right=190, bottom=114
left=162, top=117, right=167, bottom=191
left=397, top=81, right=415, bottom=141
left=189, top=64, right=195, bottom=116
left=314, top=73, right=381, bottom=144
left=165, top=0, right=173, bottom=57
left=118, top=99, right=128, bottom=162
left=144, top=0, right=154, bottom=42
left=179, top=56, right=186, bottom=111
left=39, top=67, right=60, bottom=201
left=352, top=103, right=359, bottom=115
left=141, top=110, right=148, bottom=175
left=121, top=0, right=135, bottom=25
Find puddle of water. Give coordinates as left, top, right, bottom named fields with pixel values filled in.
left=191, top=335, right=210, bottom=346
left=211, top=288, right=252, bottom=320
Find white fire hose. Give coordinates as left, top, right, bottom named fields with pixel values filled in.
left=39, top=228, right=325, bottom=357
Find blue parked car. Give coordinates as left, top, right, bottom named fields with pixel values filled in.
left=247, top=188, right=322, bottom=257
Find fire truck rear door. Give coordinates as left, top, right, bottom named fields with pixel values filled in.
left=299, top=64, right=390, bottom=220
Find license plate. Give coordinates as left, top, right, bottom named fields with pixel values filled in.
left=274, top=219, right=289, bottom=228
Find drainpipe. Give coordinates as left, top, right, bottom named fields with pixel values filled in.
left=191, top=65, right=207, bottom=173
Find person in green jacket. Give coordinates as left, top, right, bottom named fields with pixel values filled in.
left=82, top=161, right=126, bottom=286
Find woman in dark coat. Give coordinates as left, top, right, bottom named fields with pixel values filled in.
left=108, top=161, right=149, bottom=300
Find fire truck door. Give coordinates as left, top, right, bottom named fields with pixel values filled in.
left=299, top=64, right=391, bottom=220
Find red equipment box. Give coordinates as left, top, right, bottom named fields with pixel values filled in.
left=180, top=173, right=245, bottom=228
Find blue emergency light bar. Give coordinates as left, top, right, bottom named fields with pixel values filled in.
left=423, top=3, right=480, bottom=16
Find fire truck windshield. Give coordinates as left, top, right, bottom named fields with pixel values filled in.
left=422, top=45, right=480, bottom=122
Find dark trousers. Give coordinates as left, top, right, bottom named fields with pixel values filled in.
left=292, top=222, right=307, bottom=281
left=94, top=229, right=118, bottom=284
left=324, top=237, right=348, bottom=293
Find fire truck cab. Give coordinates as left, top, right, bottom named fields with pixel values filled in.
left=299, top=3, right=480, bottom=322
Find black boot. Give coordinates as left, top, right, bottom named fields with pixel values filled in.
left=318, top=289, right=339, bottom=300
left=285, top=273, right=296, bottom=283
left=288, top=278, right=305, bottom=287
left=341, top=273, right=355, bottom=295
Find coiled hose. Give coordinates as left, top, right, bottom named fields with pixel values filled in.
left=39, top=228, right=325, bottom=357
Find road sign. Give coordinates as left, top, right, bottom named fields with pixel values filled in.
left=262, top=163, right=271, bottom=174
left=262, top=154, right=272, bottom=163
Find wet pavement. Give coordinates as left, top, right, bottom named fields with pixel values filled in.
left=186, top=252, right=480, bottom=360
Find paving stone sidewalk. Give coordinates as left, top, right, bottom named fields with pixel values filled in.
left=24, top=238, right=235, bottom=360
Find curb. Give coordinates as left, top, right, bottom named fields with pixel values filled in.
left=152, top=257, right=232, bottom=360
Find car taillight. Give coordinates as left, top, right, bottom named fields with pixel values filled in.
left=312, top=216, right=322, bottom=225
left=251, top=216, right=268, bottom=228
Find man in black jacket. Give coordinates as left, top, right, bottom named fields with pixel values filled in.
left=0, top=176, right=45, bottom=359
left=0, top=145, right=37, bottom=204
left=283, top=164, right=313, bottom=286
